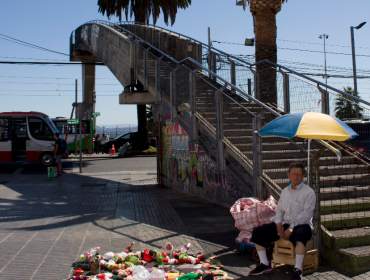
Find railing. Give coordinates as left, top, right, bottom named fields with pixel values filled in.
left=73, top=21, right=370, bottom=252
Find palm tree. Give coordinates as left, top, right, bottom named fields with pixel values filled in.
left=334, top=86, right=363, bottom=120
left=98, top=0, right=191, bottom=149
left=98, top=0, right=192, bottom=25
left=242, top=0, right=288, bottom=105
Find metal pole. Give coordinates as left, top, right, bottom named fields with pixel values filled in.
left=351, top=26, right=360, bottom=119
left=79, top=119, right=82, bottom=173
left=248, top=78, right=252, bottom=96
left=208, top=27, right=211, bottom=78
left=323, top=36, right=327, bottom=85
left=75, top=79, right=78, bottom=156
left=308, top=139, right=311, bottom=187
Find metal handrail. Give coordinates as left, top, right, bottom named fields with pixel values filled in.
left=77, top=20, right=343, bottom=160
left=83, top=21, right=281, bottom=118
left=110, top=20, right=370, bottom=107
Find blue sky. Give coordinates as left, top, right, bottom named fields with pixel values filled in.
left=1, top=0, right=370, bottom=125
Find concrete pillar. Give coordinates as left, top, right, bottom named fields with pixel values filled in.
left=82, top=63, right=95, bottom=111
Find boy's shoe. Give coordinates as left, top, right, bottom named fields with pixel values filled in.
left=291, top=267, right=303, bottom=280
left=249, top=263, right=273, bottom=275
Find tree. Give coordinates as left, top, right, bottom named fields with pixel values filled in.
left=242, top=0, right=288, bottom=105
left=334, top=86, right=363, bottom=120
left=98, top=0, right=192, bottom=25
left=98, top=0, right=191, bottom=149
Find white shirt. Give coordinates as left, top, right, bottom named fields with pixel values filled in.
left=270, top=181, right=316, bottom=230
left=101, top=136, right=109, bottom=144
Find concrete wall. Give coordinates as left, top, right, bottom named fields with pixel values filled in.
left=75, top=24, right=133, bottom=87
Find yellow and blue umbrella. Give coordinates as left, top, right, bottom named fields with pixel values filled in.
left=258, top=112, right=357, bottom=185
left=259, top=112, right=357, bottom=141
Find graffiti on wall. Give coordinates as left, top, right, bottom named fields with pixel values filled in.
left=162, top=120, right=237, bottom=192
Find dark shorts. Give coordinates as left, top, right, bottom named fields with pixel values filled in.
left=250, top=222, right=312, bottom=248
left=55, top=155, right=62, bottom=163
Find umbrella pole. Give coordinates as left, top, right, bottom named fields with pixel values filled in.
left=308, top=138, right=311, bottom=186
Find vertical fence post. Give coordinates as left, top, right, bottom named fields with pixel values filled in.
left=215, top=88, right=225, bottom=174
left=134, top=43, right=138, bottom=81
left=248, top=78, right=252, bottom=96
left=230, top=60, right=236, bottom=86
left=143, top=50, right=148, bottom=91
left=312, top=149, right=323, bottom=262
left=283, top=72, right=290, bottom=113
left=253, top=116, right=263, bottom=200
left=155, top=60, right=161, bottom=104
left=211, top=52, right=217, bottom=80
left=170, top=70, right=177, bottom=122
left=189, top=72, right=197, bottom=145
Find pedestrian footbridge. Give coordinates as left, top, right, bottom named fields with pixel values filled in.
left=70, top=20, right=370, bottom=273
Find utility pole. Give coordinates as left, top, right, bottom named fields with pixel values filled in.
left=318, top=34, right=329, bottom=85
left=351, top=22, right=366, bottom=119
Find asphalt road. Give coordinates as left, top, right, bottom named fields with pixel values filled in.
left=0, top=156, right=157, bottom=175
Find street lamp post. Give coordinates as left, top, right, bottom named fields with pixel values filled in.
left=351, top=22, right=366, bottom=119
left=318, top=34, right=329, bottom=85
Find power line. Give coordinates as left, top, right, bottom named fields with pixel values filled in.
left=0, top=33, right=68, bottom=56
left=0, top=56, right=69, bottom=61
left=0, top=61, right=104, bottom=65
left=213, top=41, right=370, bottom=57
left=0, top=94, right=118, bottom=96
left=276, top=39, right=370, bottom=50
left=0, top=90, right=120, bottom=92
left=0, top=75, right=114, bottom=80
left=0, top=81, right=121, bottom=86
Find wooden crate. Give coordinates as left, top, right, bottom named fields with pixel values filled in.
left=272, top=238, right=318, bottom=274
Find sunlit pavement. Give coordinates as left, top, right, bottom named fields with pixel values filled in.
left=0, top=158, right=368, bottom=279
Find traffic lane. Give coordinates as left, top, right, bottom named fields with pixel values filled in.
left=67, top=156, right=157, bottom=173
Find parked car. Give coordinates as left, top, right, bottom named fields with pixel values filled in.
left=101, top=131, right=156, bottom=153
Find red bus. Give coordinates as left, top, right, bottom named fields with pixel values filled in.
left=0, top=112, right=60, bottom=166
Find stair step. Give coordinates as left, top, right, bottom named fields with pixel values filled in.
left=261, top=156, right=360, bottom=169
left=274, top=173, right=370, bottom=189
left=224, top=129, right=251, bottom=137
left=265, top=165, right=370, bottom=180
left=321, top=197, right=370, bottom=214
left=324, top=244, right=370, bottom=274
left=321, top=210, right=370, bottom=230
left=323, top=226, right=370, bottom=250
left=243, top=149, right=334, bottom=160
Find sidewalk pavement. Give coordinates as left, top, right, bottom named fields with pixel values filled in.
left=0, top=166, right=369, bottom=279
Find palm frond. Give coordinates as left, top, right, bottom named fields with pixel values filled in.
left=97, top=0, right=192, bottom=26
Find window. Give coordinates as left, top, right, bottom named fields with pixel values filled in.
left=54, top=121, right=73, bottom=134
left=0, top=118, right=9, bottom=141
left=121, top=133, right=136, bottom=140
left=121, top=134, right=131, bottom=140
left=28, top=117, right=54, bottom=141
